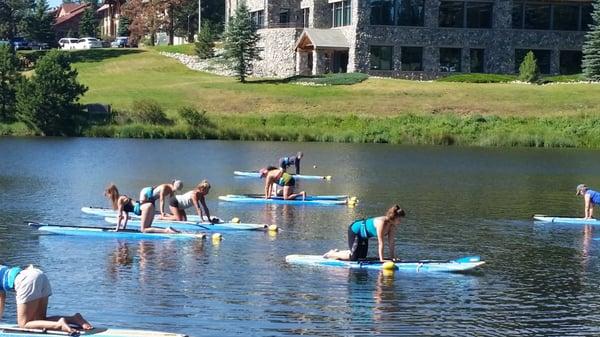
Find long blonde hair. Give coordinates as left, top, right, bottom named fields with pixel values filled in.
left=104, top=183, right=120, bottom=210
left=196, top=180, right=211, bottom=193
left=383, top=204, right=406, bottom=226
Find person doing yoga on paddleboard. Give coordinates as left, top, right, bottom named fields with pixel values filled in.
left=576, top=184, right=600, bottom=219
left=260, top=166, right=306, bottom=200
left=139, top=180, right=183, bottom=218
left=278, top=152, right=303, bottom=175
left=160, top=180, right=216, bottom=223
left=106, top=184, right=179, bottom=233
left=323, top=205, right=406, bottom=262
left=0, top=264, right=93, bottom=333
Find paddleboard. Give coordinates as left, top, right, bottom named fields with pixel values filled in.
left=533, top=215, right=600, bottom=225
left=81, top=207, right=217, bottom=223
left=224, top=194, right=348, bottom=201
left=0, top=324, right=187, bottom=337
left=30, top=223, right=206, bottom=240
left=218, top=195, right=347, bottom=205
left=285, top=255, right=485, bottom=272
left=234, top=171, right=332, bottom=180
left=104, top=217, right=269, bottom=231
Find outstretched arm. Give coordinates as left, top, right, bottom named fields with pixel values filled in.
left=377, top=223, right=385, bottom=262
left=192, top=193, right=204, bottom=219
left=585, top=194, right=592, bottom=219
left=295, top=159, right=300, bottom=175
left=199, top=195, right=211, bottom=221
left=387, top=225, right=396, bottom=260
left=159, top=188, right=167, bottom=217
left=0, top=290, right=5, bottom=319
left=265, top=177, right=273, bottom=199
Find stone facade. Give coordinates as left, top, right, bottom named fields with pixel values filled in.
left=225, top=0, right=590, bottom=77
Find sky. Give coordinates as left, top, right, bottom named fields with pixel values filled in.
left=49, top=0, right=63, bottom=8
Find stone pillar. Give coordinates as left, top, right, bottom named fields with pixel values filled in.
left=312, top=49, right=319, bottom=75
left=424, top=46, right=439, bottom=73
left=550, top=49, right=560, bottom=75
left=462, top=47, right=470, bottom=73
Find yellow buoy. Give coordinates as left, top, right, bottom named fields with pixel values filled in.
left=231, top=217, right=240, bottom=224
left=382, top=269, right=395, bottom=277
left=268, top=224, right=278, bottom=232
left=382, top=261, right=396, bottom=271
left=212, top=233, right=222, bottom=242
left=313, top=165, right=317, bottom=169
left=325, top=176, right=332, bottom=181
left=350, top=196, right=358, bottom=202
left=348, top=203, right=355, bottom=208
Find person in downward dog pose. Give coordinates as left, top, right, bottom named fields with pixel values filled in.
left=160, top=180, right=216, bottom=223
left=0, top=264, right=93, bottom=333
left=323, top=205, right=406, bottom=262
left=259, top=166, right=306, bottom=200
left=278, top=152, right=303, bottom=174
left=576, top=184, right=600, bottom=219
left=139, top=180, right=183, bottom=217
left=105, top=184, right=178, bottom=233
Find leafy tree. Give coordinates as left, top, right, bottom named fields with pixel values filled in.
left=0, top=45, right=20, bottom=122
left=195, top=21, right=217, bottom=59
left=518, top=51, right=540, bottom=83
left=0, top=0, right=35, bottom=40
left=15, top=50, right=88, bottom=136
left=172, top=0, right=224, bottom=42
left=24, top=0, right=55, bottom=44
left=223, top=2, right=260, bottom=82
left=117, top=16, right=130, bottom=37
left=122, top=0, right=184, bottom=46
left=79, top=6, right=99, bottom=38
left=583, top=0, right=600, bottom=80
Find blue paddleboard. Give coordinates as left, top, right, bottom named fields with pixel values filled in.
left=29, top=223, right=206, bottom=240
left=104, top=217, right=270, bottom=231
left=234, top=171, right=332, bottom=180
left=533, top=215, right=600, bottom=225
left=81, top=207, right=216, bottom=222
left=0, top=324, right=187, bottom=337
left=218, top=195, right=347, bottom=205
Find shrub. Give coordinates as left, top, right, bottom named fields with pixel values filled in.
left=178, top=105, right=212, bottom=127
left=130, top=99, right=171, bottom=125
left=437, top=73, right=517, bottom=83
left=195, top=22, right=217, bottom=59
left=289, top=73, right=369, bottom=85
left=518, top=51, right=541, bottom=83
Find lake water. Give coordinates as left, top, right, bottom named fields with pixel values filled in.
left=1, top=137, right=600, bottom=336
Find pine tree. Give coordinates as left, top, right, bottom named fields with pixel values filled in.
left=24, top=0, right=55, bottom=44
left=223, top=2, right=260, bottom=82
left=79, top=6, right=99, bottom=38
left=195, top=21, right=217, bottom=59
left=117, top=16, right=130, bottom=37
left=518, top=51, right=540, bottom=83
left=0, top=0, right=35, bottom=40
left=583, top=0, right=600, bottom=81
left=0, top=45, right=21, bottom=122
left=15, top=50, right=88, bottom=136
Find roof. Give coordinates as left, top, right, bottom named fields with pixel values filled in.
left=295, top=29, right=350, bottom=50
left=54, top=3, right=90, bottom=25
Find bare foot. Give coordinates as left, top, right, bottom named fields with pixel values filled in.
left=58, top=318, right=76, bottom=333
left=73, top=313, right=93, bottom=330
left=323, top=249, right=338, bottom=258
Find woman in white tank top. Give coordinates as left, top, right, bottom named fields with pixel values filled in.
left=161, top=180, right=213, bottom=222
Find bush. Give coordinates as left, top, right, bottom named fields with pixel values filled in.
left=130, top=99, right=171, bottom=125
left=0, top=45, right=21, bottom=122
left=289, top=73, right=369, bottom=85
left=518, top=51, right=541, bottom=83
left=178, top=105, right=212, bottom=127
left=195, top=22, right=217, bottom=59
left=438, top=73, right=517, bottom=83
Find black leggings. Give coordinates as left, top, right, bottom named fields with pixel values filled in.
left=348, top=225, right=369, bottom=261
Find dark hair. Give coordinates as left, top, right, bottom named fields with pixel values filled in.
left=384, top=204, right=405, bottom=224
left=266, top=166, right=278, bottom=171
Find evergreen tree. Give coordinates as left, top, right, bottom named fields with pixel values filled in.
left=223, top=2, right=260, bottom=82
left=79, top=6, right=99, bottom=38
left=117, top=16, right=130, bottom=37
left=0, top=45, right=20, bottom=122
left=15, top=50, right=88, bottom=136
left=24, top=0, right=55, bottom=44
left=195, top=21, right=217, bottom=59
left=583, top=0, right=600, bottom=80
left=0, top=0, right=35, bottom=40
left=518, top=51, right=540, bottom=83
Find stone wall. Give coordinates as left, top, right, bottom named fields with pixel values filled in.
left=253, top=28, right=301, bottom=77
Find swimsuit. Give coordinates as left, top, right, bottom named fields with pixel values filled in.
left=587, top=189, right=600, bottom=205
left=347, top=218, right=378, bottom=261
left=123, top=198, right=142, bottom=216
left=171, top=191, right=196, bottom=210
left=276, top=172, right=295, bottom=187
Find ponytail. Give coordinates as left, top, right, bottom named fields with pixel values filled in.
left=196, top=180, right=211, bottom=193
left=104, top=183, right=120, bottom=210
left=384, top=204, right=405, bottom=225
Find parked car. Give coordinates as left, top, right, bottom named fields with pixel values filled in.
left=110, top=36, right=129, bottom=48
left=10, top=37, right=31, bottom=50
left=77, top=37, right=102, bottom=49
left=30, top=41, right=50, bottom=50
left=59, top=38, right=79, bottom=50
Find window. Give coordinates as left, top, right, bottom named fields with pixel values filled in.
left=524, top=4, right=550, bottom=30
left=466, top=2, right=492, bottom=28
left=370, top=46, right=393, bottom=70
left=333, top=0, right=351, bottom=27
left=560, top=50, right=582, bottom=74
left=397, top=0, right=425, bottom=26
left=440, top=48, right=462, bottom=72
left=515, top=49, right=551, bottom=74
left=302, top=8, right=310, bottom=28
left=401, top=46, right=422, bottom=71
left=251, top=10, right=264, bottom=28
left=582, top=4, right=593, bottom=31
left=279, top=9, right=290, bottom=24
left=439, top=1, right=464, bottom=28
left=470, top=48, right=484, bottom=72
left=553, top=4, right=579, bottom=31
left=371, top=0, right=394, bottom=25
left=512, top=2, right=523, bottom=28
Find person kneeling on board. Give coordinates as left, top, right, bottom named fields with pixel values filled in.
left=160, top=180, right=216, bottom=223
left=260, top=166, right=306, bottom=200
left=139, top=180, right=183, bottom=218
left=279, top=152, right=303, bottom=175
left=105, top=184, right=179, bottom=234
left=0, top=265, right=93, bottom=333
left=576, top=184, right=600, bottom=219
left=323, top=205, right=406, bottom=262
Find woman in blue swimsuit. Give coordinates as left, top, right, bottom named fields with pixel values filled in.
left=576, top=184, right=600, bottom=219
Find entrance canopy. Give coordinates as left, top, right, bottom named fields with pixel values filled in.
left=295, top=28, right=350, bottom=51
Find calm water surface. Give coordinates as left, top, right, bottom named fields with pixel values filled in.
left=1, top=138, right=600, bottom=336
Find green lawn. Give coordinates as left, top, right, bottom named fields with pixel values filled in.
left=73, top=49, right=600, bottom=118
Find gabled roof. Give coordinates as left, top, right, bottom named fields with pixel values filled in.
left=295, top=29, right=350, bottom=50
left=55, top=3, right=90, bottom=25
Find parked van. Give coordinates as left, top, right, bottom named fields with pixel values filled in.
left=59, top=38, right=79, bottom=50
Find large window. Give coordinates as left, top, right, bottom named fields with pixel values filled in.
left=333, top=0, right=351, bottom=27
left=513, top=2, right=590, bottom=31
left=397, top=0, right=425, bottom=26
left=279, top=9, right=290, bottom=24
left=401, top=47, right=423, bottom=71
left=560, top=50, right=582, bottom=74
left=302, top=8, right=310, bottom=28
left=439, top=1, right=464, bottom=27
left=370, top=46, right=393, bottom=70
left=466, top=2, right=492, bottom=28
left=251, top=10, right=264, bottom=28
left=440, top=48, right=462, bottom=72
left=370, top=0, right=395, bottom=25
left=470, top=48, right=484, bottom=72
left=515, top=49, right=551, bottom=74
